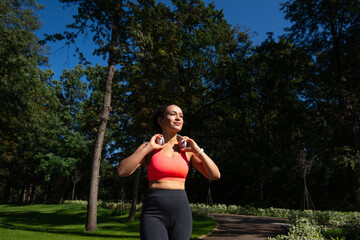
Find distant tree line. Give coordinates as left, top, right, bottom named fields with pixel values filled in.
left=1, top=0, right=359, bottom=217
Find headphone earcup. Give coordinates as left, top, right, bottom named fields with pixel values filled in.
left=156, top=136, right=165, bottom=145
left=180, top=139, right=187, bottom=148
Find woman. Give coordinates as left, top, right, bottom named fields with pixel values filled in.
left=117, top=104, right=220, bottom=240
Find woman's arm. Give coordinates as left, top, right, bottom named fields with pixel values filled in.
left=190, top=149, right=221, bottom=180
left=117, top=134, right=164, bottom=177
left=117, top=142, right=150, bottom=177
left=181, top=137, right=221, bottom=180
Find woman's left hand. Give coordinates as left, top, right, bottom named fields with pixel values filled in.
left=178, top=135, right=221, bottom=180
left=178, top=136, right=201, bottom=153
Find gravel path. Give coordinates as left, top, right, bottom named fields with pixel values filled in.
left=198, top=214, right=290, bottom=240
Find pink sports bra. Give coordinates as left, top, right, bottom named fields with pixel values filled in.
left=147, top=148, right=189, bottom=182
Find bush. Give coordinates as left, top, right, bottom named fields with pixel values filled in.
left=269, top=218, right=325, bottom=240
left=64, top=199, right=142, bottom=214
left=64, top=200, right=359, bottom=239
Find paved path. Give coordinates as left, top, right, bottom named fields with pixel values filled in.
left=198, top=214, right=290, bottom=240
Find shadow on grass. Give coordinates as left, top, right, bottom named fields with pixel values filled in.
left=0, top=204, right=216, bottom=239
left=0, top=204, right=140, bottom=239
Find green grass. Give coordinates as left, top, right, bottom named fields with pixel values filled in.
left=0, top=204, right=216, bottom=240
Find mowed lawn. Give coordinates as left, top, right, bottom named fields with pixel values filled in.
left=0, top=204, right=216, bottom=240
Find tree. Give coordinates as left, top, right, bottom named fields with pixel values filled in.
left=119, top=0, right=242, bottom=205
left=15, top=66, right=89, bottom=204
left=0, top=0, right=55, bottom=203
left=282, top=0, right=360, bottom=206
left=297, top=150, right=315, bottom=209
left=0, top=0, right=45, bottom=165
left=52, top=0, right=133, bottom=231
left=55, top=65, right=90, bottom=203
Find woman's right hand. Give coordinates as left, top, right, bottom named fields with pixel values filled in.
left=118, top=134, right=164, bottom=177
left=149, top=134, right=165, bottom=150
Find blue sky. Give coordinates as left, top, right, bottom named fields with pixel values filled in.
left=36, top=0, right=290, bottom=80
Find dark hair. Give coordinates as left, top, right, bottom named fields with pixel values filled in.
left=151, top=103, right=178, bottom=133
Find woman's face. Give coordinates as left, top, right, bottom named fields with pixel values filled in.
left=158, top=105, right=184, bottom=133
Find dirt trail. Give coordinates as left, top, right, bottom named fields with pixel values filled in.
left=198, top=214, right=290, bottom=240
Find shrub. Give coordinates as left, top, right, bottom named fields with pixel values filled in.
left=269, top=218, right=325, bottom=240
left=64, top=199, right=142, bottom=214
left=64, top=200, right=359, bottom=239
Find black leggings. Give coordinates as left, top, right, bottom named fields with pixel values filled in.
left=140, top=189, right=192, bottom=240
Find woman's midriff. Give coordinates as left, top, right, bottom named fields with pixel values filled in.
left=149, top=180, right=185, bottom=190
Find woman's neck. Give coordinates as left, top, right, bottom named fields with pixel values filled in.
left=162, top=132, right=178, bottom=144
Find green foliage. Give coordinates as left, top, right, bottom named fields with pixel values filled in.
left=279, top=0, right=360, bottom=210
left=0, top=0, right=47, bottom=162
left=34, top=153, right=77, bottom=182
left=0, top=0, right=67, bottom=203
left=0, top=0, right=93, bottom=202
left=64, top=199, right=139, bottom=215
left=65, top=200, right=360, bottom=230
left=270, top=218, right=325, bottom=240
left=2, top=0, right=360, bottom=218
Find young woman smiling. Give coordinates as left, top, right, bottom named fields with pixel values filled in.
left=118, top=104, right=220, bottom=240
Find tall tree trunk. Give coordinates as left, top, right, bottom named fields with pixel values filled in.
left=22, top=187, right=27, bottom=204
left=4, top=183, right=11, bottom=203
left=120, top=182, right=126, bottom=203
left=71, top=171, right=81, bottom=201
left=357, top=150, right=360, bottom=204
left=128, top=166, right=141, bottom=222
left=302, top=178, right=315, bottom=210
left=259, top=180, right=264, bottom=204
left=206, top=180, right=213, bottom=206
left=86, top=3, right=121, bottom=232
left=347, top=167, right=356, bottom=204
left=86, top=64, right=115, bottom=232
left=59, top=175, right=70, bottom=204
left=29, top=184, right=36, bottom=203
left=42, top=182, right=48, bottom=203
left=72, top=182, right=76, bottom=200
left=27, top=184, right=33, bottom=203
